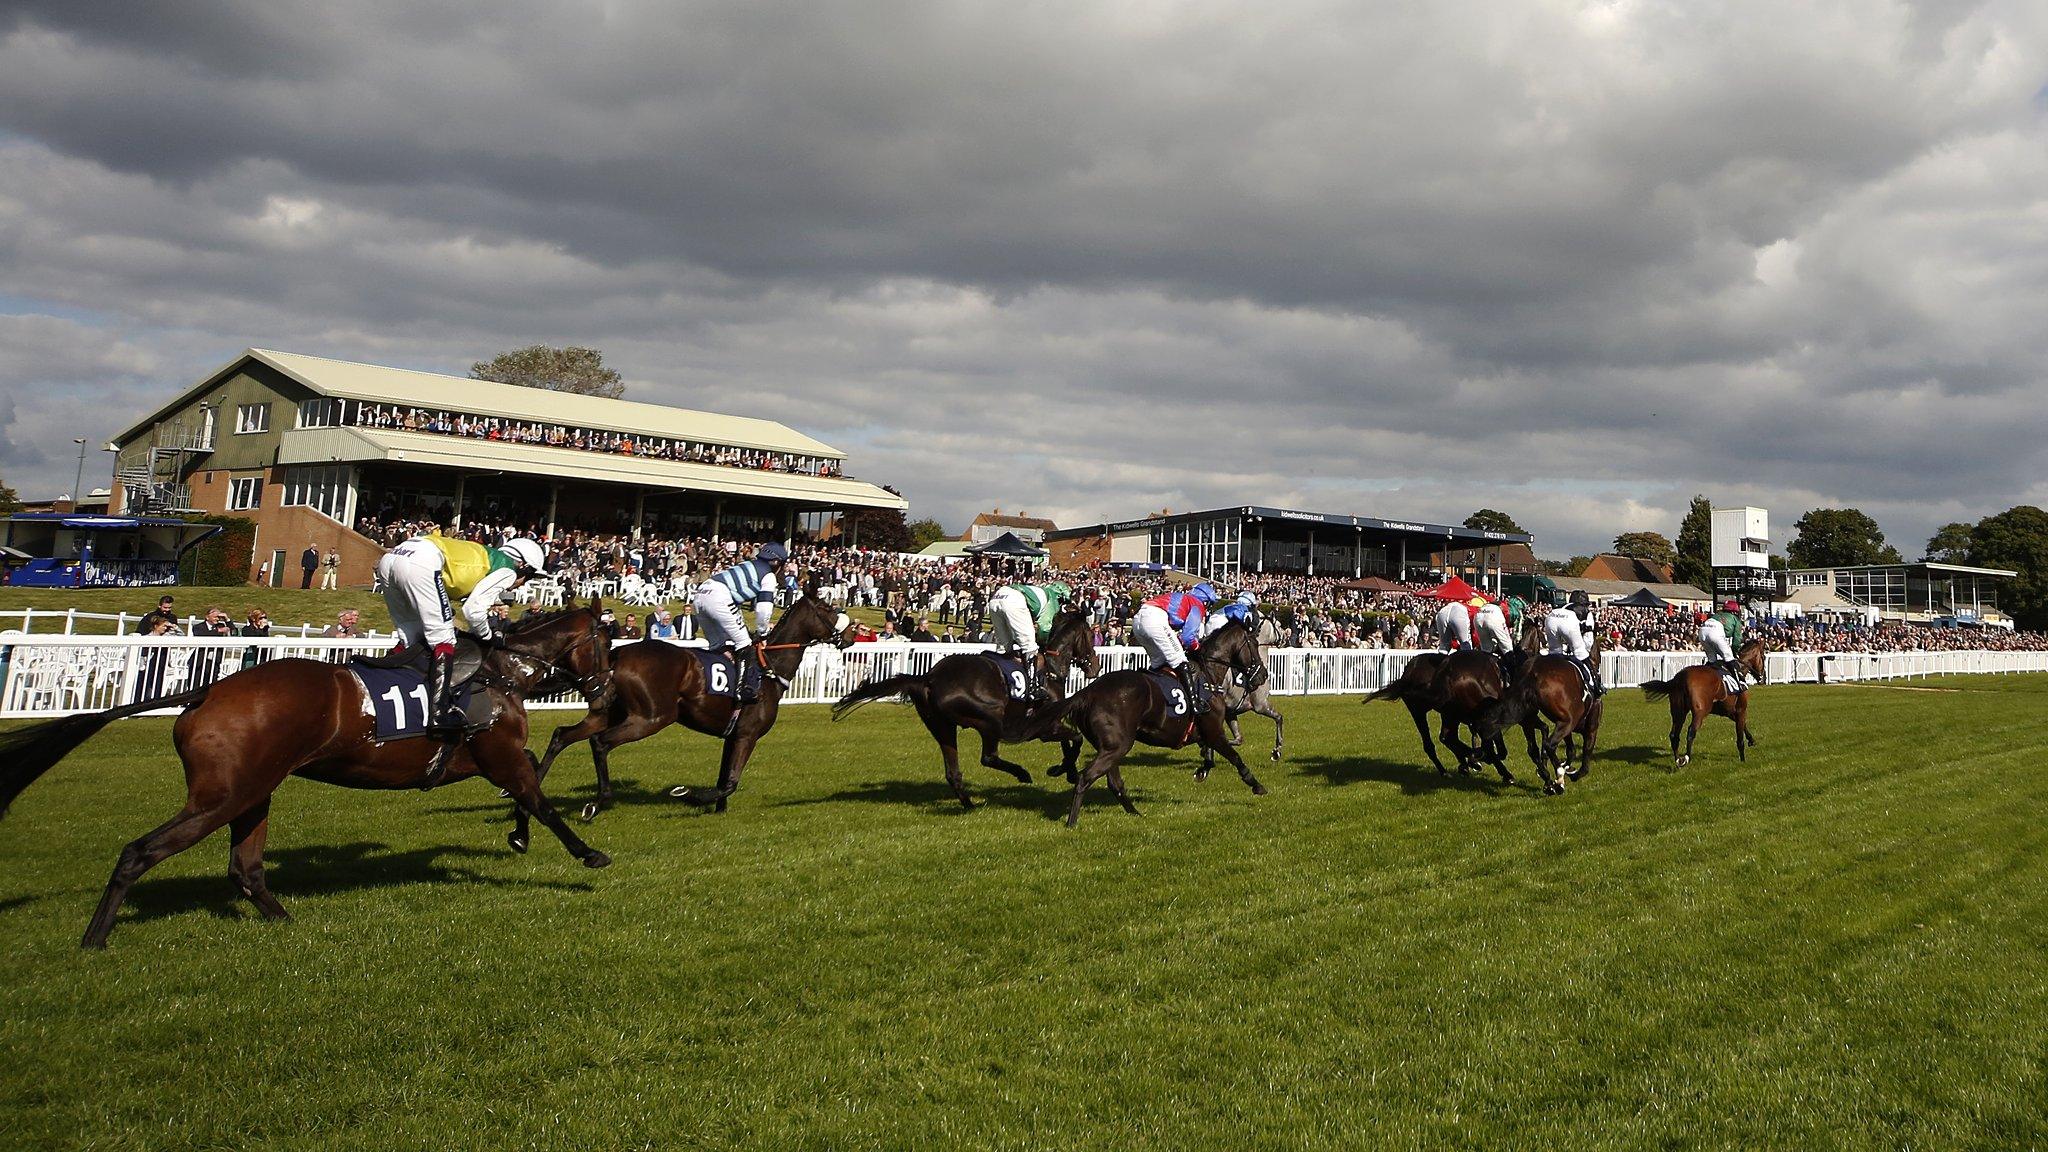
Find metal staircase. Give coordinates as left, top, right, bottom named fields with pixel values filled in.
left=114, top=421, right=211, bottom=515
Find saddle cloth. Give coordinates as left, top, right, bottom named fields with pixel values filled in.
left=1720, top=672, right=1747, bottom=696
left=1142, top=669, right=1203, bottom=748
left=981, top=652, right=1033, bottom=701
left=691, top=648, right=742, bottom=700
left=347, top=659, right=490, bottom=742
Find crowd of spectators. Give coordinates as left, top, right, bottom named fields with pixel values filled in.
left=339, top=401, right=846, bottom=478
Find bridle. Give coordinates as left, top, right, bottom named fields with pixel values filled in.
left=501, top=612, right=613, bottom=704
left=749, top=603, right=854, bottom=689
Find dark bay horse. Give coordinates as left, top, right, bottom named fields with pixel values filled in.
left=1640, top=637, right=1767, bottom=768
left=516, top=592, right=851, bottom=832
left=1364, top=646, right=1514, bottom=781
left=0, top=605, right=615, bottom=948
left=1473, top=632, right=1605, bottom=795
left=1030, top=620, right=1269, bottom=827
left=828, top=609, right=1097, bottom=808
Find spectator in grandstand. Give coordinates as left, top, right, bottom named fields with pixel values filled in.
left=618, top=613, right=644, bottom=640
left=647, top=609, right=676, bottom=640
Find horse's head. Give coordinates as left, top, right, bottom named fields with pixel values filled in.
left=1739, top=636, right=1768, bottom=684
left=1197, top=618, right=1261, bottom=678
left=500, top=596, right=614, bottom=704
left=760, top=587, right=857, bottom=664
left=1047, top=607, right=1099, bottom=678
left=1517, top=620, right=1545, bottom=654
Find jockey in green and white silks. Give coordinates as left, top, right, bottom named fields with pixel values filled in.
left=693, top=542, right=789, bottom=702
left=987, top=580, right=1071, bottom=700
left=1700, top=599, right=1748, bottom=692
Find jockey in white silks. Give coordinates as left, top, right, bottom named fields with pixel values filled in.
left=1542, top=591, right=1604, bottom=697
left=1471, top=598, right=1514, bottom=655
left=1434, top=600, right=1473, bottom=651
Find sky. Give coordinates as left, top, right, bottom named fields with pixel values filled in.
left=2, top=0, right=2045, bottom=558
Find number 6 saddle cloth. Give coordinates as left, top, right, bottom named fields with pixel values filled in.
left=347, top=641, right=495, bottom=742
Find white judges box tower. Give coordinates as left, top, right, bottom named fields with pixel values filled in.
left=1709, top=506, right=1775, bottom=602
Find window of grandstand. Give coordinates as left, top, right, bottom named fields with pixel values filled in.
left=296, top=397, right=344, bottom=429
left=283, top=464, right=350, bottom=520
left=228, top=475, right=263, bottom=510
left=235, top=403, right=271, bottom=434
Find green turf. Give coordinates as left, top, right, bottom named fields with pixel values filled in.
left=2, top=679, right=2045, bottom=1150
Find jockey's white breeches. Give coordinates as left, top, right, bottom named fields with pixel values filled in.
left=987, top=587, right=1038, bottom=658
left=1132, top=604, right=1188, bottom=668
left=377, top=542, right=452, bottom=650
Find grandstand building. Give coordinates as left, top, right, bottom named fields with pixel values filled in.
left=1045, top=505, right=1530, bottom=586
left=1785, top=561, right=2018, bottom=626
left=105, top=349, right=906, bottom=587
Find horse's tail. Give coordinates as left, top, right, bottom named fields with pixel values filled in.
left=830, top=674, right=928, bottom=721
left=1364, top=678, right=1413, bottom=704
left=0, top=686, right=212, bottom=819
left=1639, top=677, right=1676, bottom=703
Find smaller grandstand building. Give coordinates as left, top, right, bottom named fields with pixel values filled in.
left=1785, top=561, right=2019, bottom=626
left=106, top=349, right=906, bottom=587
left=1045, top=505, right=1530, bottom=585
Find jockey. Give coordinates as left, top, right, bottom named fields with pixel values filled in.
left=1133, top=582, right=1221, bottom=713
left=1203, top=591, right=1259, bottom=640
left=986, top=579, right=1072, bottom=701
left=1701, top=599, right=1748, bottom=691
left=1472, top=596, right=1514, bottom=655
left=1542, top=591, right=1604, bottom=697
left=377, top=532, right=546, bottom=775
left=1434, top=598, right=1473, bottom=651
left=693, top=541, right=789, bottom=703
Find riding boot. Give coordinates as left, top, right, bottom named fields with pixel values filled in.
left=1026, top=652, right=1050, bottom=702
left=1176, top=662, right=1211, bottom=714
left=736, top=649, right=763, bottom=705
left=420, top=651, right=461, bottom=790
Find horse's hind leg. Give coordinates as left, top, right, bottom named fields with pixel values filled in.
left=1259, top=693, right=1284, bottom=762
left=972, top=719, right=1032, bottom=784
left=227, top=798, right=289, bottom=923
left=1406, top=701, right=1449, bottom=774
left=82, top=801, right=240, bottom=949
left=1733, top=700, right=1749, bottom=762
left=1668, top=703, right=1686, bottom=768
left=1201, top=718, right=1268, bottom=797
left=920, top=712, right=973, bottom=808
left=1681, top=709, right=1702, bottom=768
left=1439, top=718, right=1478, bottom=775
left=1069, top=743, right=1128, bottom=828
left=480, top=736, right=610, bottom=869
left=1105, top=763, right=1142, bottom=816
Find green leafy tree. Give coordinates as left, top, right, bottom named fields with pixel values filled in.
left=1968, top=506, right=2048, bottom=630
left=471, top=345, right=625, bottom=399
left=1922, top=522, right=1974, bottom=564
left=0, top=472, right=19, bottom=515
left=1786, top=508, right=1902, bottom=569
left=1611, top=531, right=1677, bottom=570
left=1564, top=555, right=1594, bottom=577
left=906, top=517, right=949, bottom=551
left=1462, top=509, right=1526, bottom=535
left=1673, top=495, right=1713, bottom=591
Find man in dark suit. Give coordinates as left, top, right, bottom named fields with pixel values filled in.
left=300, top=543, right=320, bottom=589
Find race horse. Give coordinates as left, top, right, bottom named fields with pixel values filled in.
left=1363, top=645, right=1515, bottom=782
left=1030, top=619, right=1270, bottom=827
left=0, top=604, right=616, bottom=948
left=828, top=608, right=1098, bottom=808
left=1472, top=630, right=1606, bottom=795
left=1214, top=650, right=1285, bottom=764
left=1639, top=637, right=1767, bottom=768
left=518, top=591, right=852, bottom=833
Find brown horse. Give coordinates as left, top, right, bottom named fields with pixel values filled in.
left=518, top=592, right=851, bottom=829
left=828, top=608, right=1097, bottom=807
left=1029, top=620, right=1269, bottom=827
left=1639, top=637, right=1767, bottom=768
left=0, top=604, right=616, bottom=948
left=1363, top=647, right=1514, bottom=781
left=1473, top=632, right=1605, bottom=795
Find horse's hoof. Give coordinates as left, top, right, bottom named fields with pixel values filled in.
left=1252, top=784, right=1269, bottom=796
left=1016, top=771, right=1032, bottom=784
left=497, top=788, right=511, bottom=798
left=580, top=801, right=601, bottom=822
left=1675, top=756, right=1690, bottom=769
left=583, top=851, right=612, bottom=869
left=668, top=785, right=692, bottom=799
left=507, top=832, right=529, bottom=854
left=1270, top=751, right=1282, bottom=762
left=1545, top=782, right=1564, bottom=796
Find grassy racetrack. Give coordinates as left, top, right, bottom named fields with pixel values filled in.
left=3, top=678, right=2045, bottom=1149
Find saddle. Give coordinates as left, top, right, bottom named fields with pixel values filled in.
left=1144, top=668, right=1203, bottom=747
left=347, top=640, right=495, bottom=743
left=980, top=651, right=1033, bottom=701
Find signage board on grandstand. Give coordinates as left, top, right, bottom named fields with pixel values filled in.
left=1710, top=506, right=1770, bottom=570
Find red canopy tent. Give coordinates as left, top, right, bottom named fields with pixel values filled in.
left=1428, top=577, right=1484, bottom=601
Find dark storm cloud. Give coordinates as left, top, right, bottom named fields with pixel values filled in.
left=1, top=1, right=2045, bottom=554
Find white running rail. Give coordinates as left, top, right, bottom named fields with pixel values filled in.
left=2, top=636, right=2045, bottom=719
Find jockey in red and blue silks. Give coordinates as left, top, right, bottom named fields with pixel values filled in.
left=1132, top=582, right=1221, bottom=713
